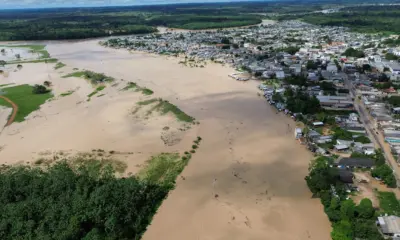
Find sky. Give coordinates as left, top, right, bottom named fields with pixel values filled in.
left=1, top=0, right=259, bottom=9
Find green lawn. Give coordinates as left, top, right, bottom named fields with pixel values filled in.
left=0, top=84, right=52, bottom=122
left=378, top=191, right=400, bottom=215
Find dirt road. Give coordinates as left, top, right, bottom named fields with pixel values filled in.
left=0, top=96, right=18, bottom=127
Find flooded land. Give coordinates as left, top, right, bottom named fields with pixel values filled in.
left=0, top=40, right=331, bottom=240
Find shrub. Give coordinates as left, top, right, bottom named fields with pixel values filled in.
left=192, top=145, right=198, bottom=149
left=190, top=150, right=195, bottom=153
left=32, top=84, right=49, bottom=94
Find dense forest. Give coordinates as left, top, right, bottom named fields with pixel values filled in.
left=302, top=5, right=400, bottom=34
left=0, top=160, right=170, bottom=239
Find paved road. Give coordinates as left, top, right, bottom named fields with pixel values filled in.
left=344, top=74, right=400, bottom=186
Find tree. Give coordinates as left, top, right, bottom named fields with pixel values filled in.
left=306, top=60, right=318, bottom=70
left=372, top=164, right=397, bottom=188
left=352, top=218, right=384, bottom=240
left=340, top=199, right=355, bottom=220
left=272, top=92, right=284, bottom=103
left=362, top=64, right=371, bottom=72
left=385, top=53, right=399, bottom=61
left=343, top=48, right=365, bottom=58
left=221, top=37, right=230, bottom=44
left=0, top=49, right=5, bottom=53
left=0, top=60, right=6, bottom=66
left=331, top=220, right=353, bottom=240
left=15, top=53, right=21, bottom=59
left=356, top=198, right=375, bottom=219
left=43, top=81, right=52, bottom=87
left=374, top=149, right=385, bottom=166
left=0, top=161, right=171, bottom=239
left=305, top=157, right=338, bottom=194
left=32, top=84, right=48, bottom=94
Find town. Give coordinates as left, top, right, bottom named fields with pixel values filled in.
left=103, top=20, right=400, bottom=239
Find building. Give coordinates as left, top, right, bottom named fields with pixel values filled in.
left=377, top=216, right=400, bottom=239
left=337, top=157, right=375, bottom=169
left=316, top=95, right=354, bottom=109
left=338, top=169, right=354, bottom=183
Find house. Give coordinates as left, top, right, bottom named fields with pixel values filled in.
left=312, top=122, right=324, bottom=127
left=326, top=63, right=338, bottom=73
left=337, top=157, right=374, bottom=169
left=276, top=71, right=285, bottom=79
left=335, top=144, right=349, bottom=152
left=338, top=169, right=354, bottom=183
left=316, top=135, right=333, bottom=144
left=377, top=216, right=400, bottom=239
left=294, top=128, right=302, bottom=139
left=349, top=113, right=358, bottom=122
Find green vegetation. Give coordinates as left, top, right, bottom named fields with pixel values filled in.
left=54, top=62, right=66, bottom=70
left=342, top=48, right=365, bottom=58
left=383, top=37, right=400, bottom=47
left=0, top=159, right=170, bottom=239
left=372, top=164, right=397, bottom=188
left=141, top=88, right=154, bottom=95
left=302, top=5, right=400, bottom=34
left=153, top=15, right=261, bottom=30
left=377, top=191, right=400, bottom=215
left=353, top=135, right=371, bottom=144
left=63, top=71, right=114, bottom=84
left=138, top=153, right=183, bottom=186
left=386, top=53, right=400, bottom=61
left=137, top=98, right=158, bottom=106
left=136, top=99, right=195, bottom=123
left=32, top=84, right=50, bottom=94
left=305, top=156, right=384, bottom=240
left=0, top=84, right=52, bottom=122
left=156, top=100, right=195, bottom=123
left=60, top=90, right=74, bottom=97
left=121, top=82, right=153, bottom=95
left=88, top=85, right=106, bottom=98
left=122, top=82, right=137, bottom=90
left=283, top=87, right=321, bottom=115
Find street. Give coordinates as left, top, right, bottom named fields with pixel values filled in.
left=344, top=73, right=400, bottom=187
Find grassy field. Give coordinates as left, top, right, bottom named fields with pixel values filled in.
left=0, top=84, right=52, bottom=122
left=378, top=191, right=400, bottom=215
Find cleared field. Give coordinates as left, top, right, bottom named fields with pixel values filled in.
left=0, top=84, right=52, bottom=122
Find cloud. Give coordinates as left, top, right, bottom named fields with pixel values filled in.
left=2, top=0, right=250, bottom=9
